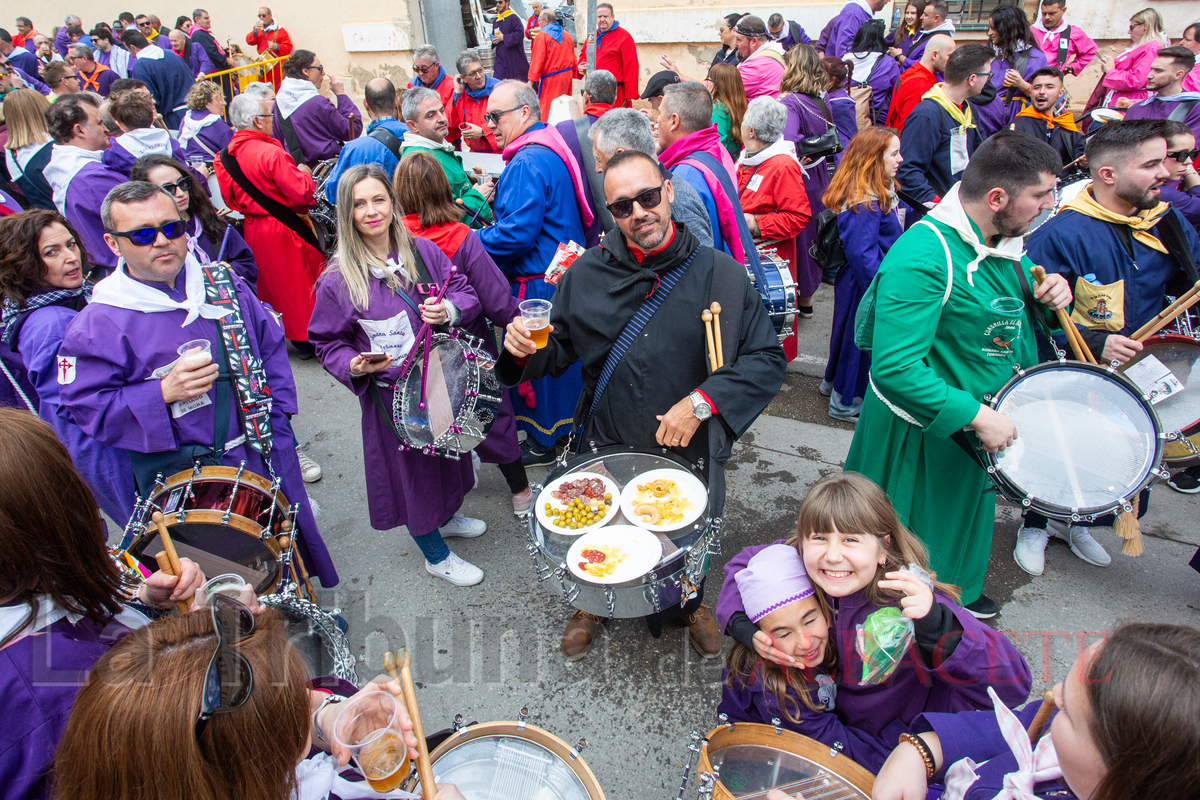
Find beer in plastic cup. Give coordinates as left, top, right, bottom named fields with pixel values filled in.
left=519, top=299, right=552, bottom=350
left=177, top=339, right=213, bottom=369
left=333, top=691, right=411, bottom=792
left=199, top=574, right=246, bottom=603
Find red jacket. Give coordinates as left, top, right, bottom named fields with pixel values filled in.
left=449, top=90, right=499, bottom=153
left=577, top=23, right=639, bottom=108
left=245, top=26, right=293, bottom=88
left=887, top=62, right=937, bottom=132
left=530, top=29, right=577, bottom=117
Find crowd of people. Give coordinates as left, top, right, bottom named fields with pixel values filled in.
left=2, top=3, right=1200, bottom=800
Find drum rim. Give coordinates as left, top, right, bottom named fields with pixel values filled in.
left=1121, top=333, right=1200, bottom=436
left=540, top=445, right=708, bottom=488
left=985, top=360, right=1164, bottom=516
left=126, top=510, right=282, bottom=594
left=415, top=720, right=606, bottom=800
left=397, top=331, right=499, bottom=456
left=698, top=722, right=874, bottom=798
left=255, top=593, right=359, bottom=684
left=154, top=465, right=288, bottom=510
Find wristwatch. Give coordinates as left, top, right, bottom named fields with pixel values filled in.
left=689, top=391, right=712, bottom=421
left=312, top=692, right=345, bottom=744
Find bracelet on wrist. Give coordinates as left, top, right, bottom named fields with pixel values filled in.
left=312, top=692, right=344, bottom=744
left=899, top=732, right=936, bottom=780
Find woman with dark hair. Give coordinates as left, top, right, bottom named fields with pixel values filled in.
left=308, top=164, right=489, bottom=588
left=975, top=4, right=1048, bottom=137
left=712, top=13, right=746, bottom=70
left=130, top=154, right=257, bottom=291
left=820, top=56, right=858, bottom=160
left=174, top=15, right=192, bottom=32
left=0, top=211, right=137, bottom=522
left=886, top=0, right=926, bottom=57
left=845, top=20, right=902, bottom=127
left=873, top=622, right=1200, bottom=800
left=274, top=49, right=362, bottom=166
left=709, top=63, right=748, bottom=159
left=393, top=152, right=529, bottom=515
left=0, top=408, right=203, bottom=800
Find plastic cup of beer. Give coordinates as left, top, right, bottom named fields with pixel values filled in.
left=200, top=573, right=246, bottom=603
left=333, top=691, right=411, bottom=793
left=177, top=339, right=213, bottom=369
left=519, top=299, right=553, bottom=350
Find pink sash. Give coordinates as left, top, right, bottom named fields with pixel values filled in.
left=502, top=125, right=595, bottom=228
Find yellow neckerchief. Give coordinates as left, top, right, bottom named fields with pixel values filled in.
left=1062, top=186, right=1170, bottom=254
left=1015, top=103, right=1079, bottom=132
left=495, top=8, right=517, bottom=21
left=921, top=83, right=973, bottom=128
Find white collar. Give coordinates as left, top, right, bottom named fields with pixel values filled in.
left=43, top=144, right=105, bottom=215
left=179, top=110, right=222, bottom=147
left=0, top=596, right=149, bottom=646
left=845, top=50, right=883, bottom=76
left=276, top=77, right=321, bottom=118
left=849, top=0, right=876, bottom=18
left=919, top=20, right=956, bottom=37
left=368, top=254, right=405, bottom=282
left=738, top=137, right=799, bottom=167
left=90, top=252, right=233, bottom=325
left=400, top=132, right=453, bottom=152
left=137, top=44, right=165, bottom=60
left=115, top=127, right=173, bottom=158
left=750, top=40, right=785, bottom=58
left=926, top=184, right=1025, bottom=286
left=262, top=22, right=278, bottom=32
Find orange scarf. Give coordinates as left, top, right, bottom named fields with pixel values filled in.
left=1015, top=104, right=1079, bottom=133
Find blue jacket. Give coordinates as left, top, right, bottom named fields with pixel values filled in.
left=670, top=163, right=728, bottom=256
left=897, top=98, right=981, bottom=204
left=323, top=118, right=409, bottom=204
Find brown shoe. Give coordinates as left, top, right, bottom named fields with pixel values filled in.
left=561, top=610, right=602, bottom=661
left=685, top=604, right=723, bottom=660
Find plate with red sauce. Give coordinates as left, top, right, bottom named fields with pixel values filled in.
left=566, top=525, right=661, bottom=584
left=535, top=472, right=620, bottom=536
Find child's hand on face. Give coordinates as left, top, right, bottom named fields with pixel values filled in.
left=753, top=630, right=797, bottom=667
left=878, top=571, right=933, bottom=619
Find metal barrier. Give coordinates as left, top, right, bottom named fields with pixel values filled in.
left=199, top=54, right=288, bottom=93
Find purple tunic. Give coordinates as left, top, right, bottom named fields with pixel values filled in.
left=0, top=336, right=38, bottom=410
left=447, top=230, right=521, bottom=464
left=847, top=53, right=902, bottom=126
left=101, top=131, right=193, bottom=177
left=715, top=541, right=1034, bottom=737
left=307, top=238, right=482, bottom=536
left=816, top=2, right=874, bottom=59
left=56, top=268, right=339, bottom=587
left=179, top=110, right=235, bottom=163
left=825, top=87, right=858, bottom=165
left=975, top=46, right=1049, bottom=138
left=189, top=216, right=259, bottom=292
left=188, top=43, right=215, bottom=78
left=781, top=93, right=833, bottom=298
left=492, top=13, right=530, bottom=81
left=272, top=94, right=363, bottom=167
left=1123, top=93, right=1200, bottom=136
left=57, top=162, right=125, bottom=273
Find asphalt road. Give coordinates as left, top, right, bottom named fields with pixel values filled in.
left=210, top=281, right=1200, bottom=798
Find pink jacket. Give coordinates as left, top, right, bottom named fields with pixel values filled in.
left=1102, top=40, right=1163, bottom=107
left=1031, top=21, right=1097, bottom=75
left=1185, top=63, right=1200, bottom=93
left=737, top=43, right=785, bottom=100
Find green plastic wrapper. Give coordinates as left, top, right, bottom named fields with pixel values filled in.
left=856, top=606, right=914, bottom=685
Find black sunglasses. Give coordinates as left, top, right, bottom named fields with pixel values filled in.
left=107, top=219, right=186, bottom=246
left=605, top=185, right=664, bottom=219
left=484, top=106, right=523, bottom=125
left=413, top=63, right=435, bottom=74
left=159, top=176, right=191, bottom=195
left=304, top=64, right=324, bottom=73
left=1167, top=148, right=1200, bottom=162
left=195, top=594, right=255, bottom=739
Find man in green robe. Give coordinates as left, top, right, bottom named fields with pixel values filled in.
left=847, top=130, right=1072, bottom=618
left=400, top=86, right=494, bottom=226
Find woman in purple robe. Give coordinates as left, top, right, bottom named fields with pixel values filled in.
left=780, top=45, right=835, bottom=317
left=309, top=164, right=490, bottom=588
left=178, top=80, right=234, bottom=166
left=0, top=408, right=202, bottom=800
left=0, top=210, right=137, bottom=523
left=843, top=20, right=902, bottom=127
left=976, top=4, right=1048, bottom=138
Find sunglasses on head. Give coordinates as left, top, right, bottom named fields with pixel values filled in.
left=195, top=594, right=255, bottom=739
left=1167, top=148, right=1200, bottom=162
left=605, top=185, right=664, bottom=219
left=107, top=219, right=186, bottom=246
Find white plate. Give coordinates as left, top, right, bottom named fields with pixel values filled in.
left=619, top=468, right=707, bottom=532
left=566, top=526, right=662, bottom=584
left=535, top=472, right=621, bottom=536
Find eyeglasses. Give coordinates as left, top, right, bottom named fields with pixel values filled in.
left=605, top=185, right=664, bottom=219
left=465, top=67, right=485, bottom=79
left=194, top=594, right=256, bottom=739
left=304, top=64, right=324, bottom=73
left=159, top=176, right=192, bottom=195
left=137, top=21, right=152, bottom=28
left=973, top=70, right=994, bottom=78
left=484, top=106, right=522, bottom=125
left=1167, top=148, right=1200, bottom=162
left=107, top=219, right=186, bottom=246
left=412, top=63, right=436, bottom=74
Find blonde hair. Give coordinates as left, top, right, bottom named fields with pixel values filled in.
left=328, top=163, right=417, bottom=312
left=2, top=89, right=52, bottom=150
left=186, top=80, right=223, bottom=111
left=1130, top=8, right=1166, bottom=46
left=780, top=44, right=827, bottom=98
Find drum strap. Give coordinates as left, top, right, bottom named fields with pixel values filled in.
left=218, top=147, right=323, bottom=253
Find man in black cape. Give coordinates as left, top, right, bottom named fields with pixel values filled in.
left=499, top=150, right=786, bottom=661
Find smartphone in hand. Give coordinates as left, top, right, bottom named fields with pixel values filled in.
left=360, top=352, right=390, bottom=363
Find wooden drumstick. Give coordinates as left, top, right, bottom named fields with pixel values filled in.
left=710, top=302, right=724, bottom=369
left=1132, top=282, right=1200, bottom=342
left=150, top=511, right=191, bottom=614
left=701, top=310, right=718, bottom=372
left=385, top=650, right=436, bottom=798
left=1026, top=689, right=1055, bottom=744
left=1030, top=266, right=1096, bottom=364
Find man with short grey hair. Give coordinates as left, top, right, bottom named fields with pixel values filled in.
left=450, top=49, right=499, bottom=152
left=581, top=69, right=618, bottom=116
left=408, top=43, right=456, bottom=145
left=69, top=43, right=116, bottom=97
left=54, top=15, right=84, bottom=56
left=400, top=86, right=493, bottom=224
left=555, top=69, right=619, bottom=246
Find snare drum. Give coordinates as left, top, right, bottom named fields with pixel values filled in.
left=524, top=447, right=717, bottom=619
left=984, top=361, right=1165, bottom=520
left=746, top=246, right=798, bottom=343
left=257, top=593, right=358, bottom=684
left=405, top=715, right=605, bottom=799
left=697, top=722, right=874, bottom=799
left=1120, top=334, right=1200, bottom=465
left=1027, top=174, right=1091, bottom=237
left=309, top=157, right=339, bottom=251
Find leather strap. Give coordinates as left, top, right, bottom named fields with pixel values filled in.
left=368, top=125, right=404, bottom=160
left=218, top=147, right=322, bottom=253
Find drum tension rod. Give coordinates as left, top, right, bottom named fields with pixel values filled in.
left=677, top=731, right=703, bottom=800
left=830, top=741, right=844, bottom=758
left=569, top=738, right=587, bottom=760
left=517, top=706, right=529, bottom=731
left=772, top=717, right=783, bottom=735
left=717, top=712, right=734, bottom=731
left=453, top=714, right=468, bottom=737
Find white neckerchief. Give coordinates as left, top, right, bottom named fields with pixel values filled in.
left=917, top=20, right=956, bottom=39
left=186, top=216, right=209, bottom=263
left=110, top=46, right=133, bottom=77
left=849, top=0, right=876, bottom=18
left=942, top=687, right=1064, bottom=800
left=738, top=137, right=799, bottom=167
left=845, top=50, right=883, bottom=80
left=926, top=184, right=1025, bottom=286
left=90, top=252, right=233, bottom=325
left=293, top=752, right=419, bottom=800
left=262, top=22, right=279, bottom=32
left=137, top=44, right=165, bottom=60
left=115, top=127, right=173, bottom=159
left=1032, top=18, right=1067, bottom=35
left=179, top=110, right=222, bottom=148
left=43, top=144, right=105, bottom=215
left=400, top=132, right=453, bottom=152
left=0, top=596, right=149, bottom=648
left=276, top=77, right=321, bottom=119
left=4, top=140, right=50, bottom=179
left=368, top=254, right=405, bottom=282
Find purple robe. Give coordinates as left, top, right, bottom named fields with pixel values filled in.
left=975, top=46, right=1049, bottom=138
left=53, top=27, right=72, bottom=57
left=101, top=130, right=194, bottom=177
left=272, top=94, right=363, bottom=167
left=1161, top=181, right=1200, bottom=229
left=307, top=238, right=482, bottom=536
left=1123, top=93, right=1200, bottom=138
left=0, top=610, right=143, bottom=800
left=491, top=13, right=530, bottom=81
left=781, top=93, right=832, bottom=298
left=0, top=335, right=38, bottom=410
left=56, top=268, right=339, bottom=586
left=95, top=46, right=137, bottom=79
left=14, top=301, right=137, bottom=523
left=715, top=541, right=1034, bottom=737
left=816, top=1, right=874, bottom=59
left=189, top=217, right=259, bottom=292
left=188, top=42, right=215, bottom=78
left=901, top=23, right=957, bottom=70
left=846, top=52, right=902, bottom=126
left=12, top=65, right=50, bottom=96
left=446, top=230, right=521, bottom=464
left=825, top=87, right=858, bottom=164
left=179, top=110, right=235, bottom=163
left=44, top=154, right=125, bottom=273
left=7, top=46, right=41, bottom=78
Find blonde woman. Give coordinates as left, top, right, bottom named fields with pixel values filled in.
left=1099, top=8, right=1167, bottom=108
left=308, top=164, right=489, bottom=587
left=2, top=89, right=54, bottom=209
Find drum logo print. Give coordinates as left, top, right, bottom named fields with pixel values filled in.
left=1087, top=298, right=1114, bottom=322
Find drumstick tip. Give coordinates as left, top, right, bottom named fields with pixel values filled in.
left=394, top=648, right=411, bottom=670
left=701, top=310, right=712, bottom=321
left=711, top=301, right=721, bottom=314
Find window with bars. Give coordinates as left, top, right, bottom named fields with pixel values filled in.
left=891, top=0, right=1023, bottom=32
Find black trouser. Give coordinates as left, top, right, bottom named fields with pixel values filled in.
left=496, top=458, right=528, bottom=494
left=1024, top=486, right=1150, bottom=530
left=644, top=578, right=706, bottom=638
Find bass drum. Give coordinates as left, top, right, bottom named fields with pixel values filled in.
left=257, top=593, right=358, bottom=684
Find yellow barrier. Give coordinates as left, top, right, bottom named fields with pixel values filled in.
left=198, top=54, right=288, bottom=92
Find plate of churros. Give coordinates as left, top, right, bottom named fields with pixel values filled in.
left=619, top=468, right=706, bottom=532
left=566, top=525, right=662, bottom=584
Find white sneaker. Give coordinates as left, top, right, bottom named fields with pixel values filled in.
left=440, top=514, right=487, bottom=538
left=1054, top=525, right=1111, bottom=567
left=297, top=449, right=322, bottom=483
left=425, top=552, right=484, bottom=586
left=1013, top=526, right=1050, bottom=576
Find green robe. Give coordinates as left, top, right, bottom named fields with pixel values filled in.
left=399, top=139, right=494, bottom=227
left=845, top=215, right=1052, bottom=603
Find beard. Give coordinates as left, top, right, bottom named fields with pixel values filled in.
left=993, top=203, right=1035, bottom=239
left=626, top=212, right=670, bottom=251
left=1115, top=181, right=1162, bottom=211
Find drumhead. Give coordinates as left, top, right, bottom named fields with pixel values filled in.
left=130, top=519, right=280, bottom=594
left=428, top=734, right=592, bottom=799
left=1121, top=335, right=1200, bottom=436
left=257, top=595, right=358, bottom=684
left=710, top=743, right=869, bottom=799
left=989, top=364, right=1161, bottom=515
